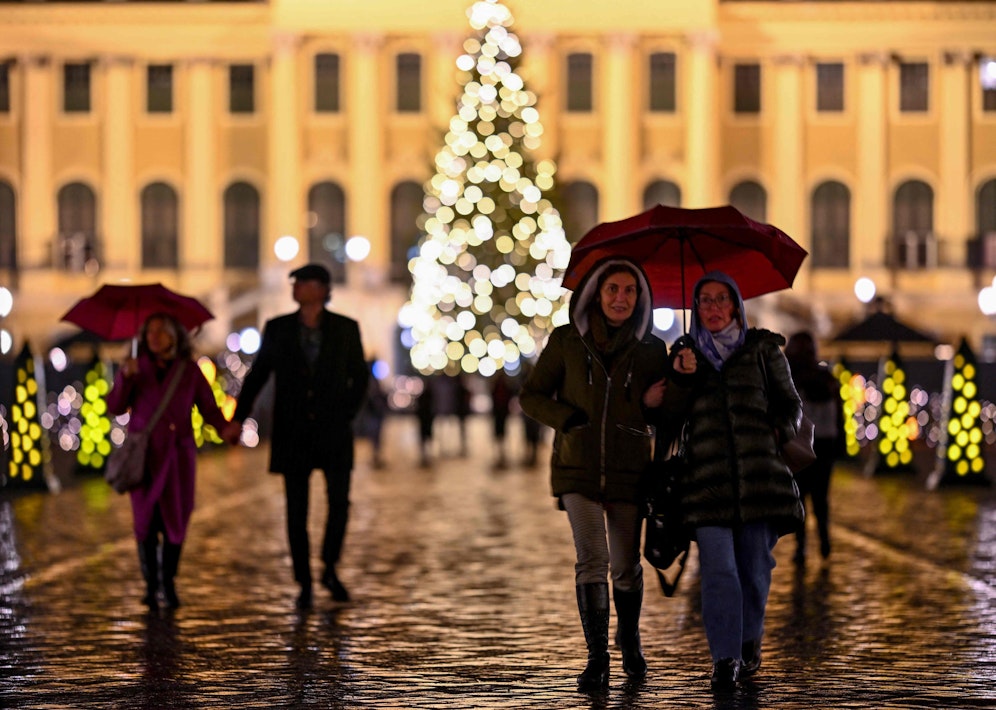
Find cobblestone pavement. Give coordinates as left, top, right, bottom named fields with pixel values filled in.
left=2, top=415, right=996, bottom=709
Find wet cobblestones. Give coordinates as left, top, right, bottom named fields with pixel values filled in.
left=2, top=415, right=996, bottom=709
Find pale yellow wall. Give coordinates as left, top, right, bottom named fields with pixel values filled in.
left=1, top=0, right=996, bottom=359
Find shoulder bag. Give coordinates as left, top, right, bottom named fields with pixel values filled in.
left=105, top=362, right=187, bottom=494
left=759, top=353, right=817, bottom=474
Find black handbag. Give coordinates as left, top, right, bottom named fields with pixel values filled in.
left=643, top=442, right=691, bottom=597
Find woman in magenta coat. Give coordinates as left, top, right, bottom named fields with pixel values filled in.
left=107, top=312, right=230, bottom=610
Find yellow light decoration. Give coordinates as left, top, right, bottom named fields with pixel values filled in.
left=935, top=338, right=988, bottom=486
left=7, top=343, right=50, bottom=489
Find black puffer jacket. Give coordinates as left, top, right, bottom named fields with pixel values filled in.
left=679, top=328, right=805, bottom=536
left=520, top=258, right=677, bottom=504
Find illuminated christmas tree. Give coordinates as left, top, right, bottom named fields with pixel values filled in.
left=76, top=357, right=113, bottom=471
left=6, top=343, right=51, bottom=489
left=871, top=351, right=917, bottom=473
left=400, top=0, right=571, bottom=376
left=929, top=338, right=989, bottom=488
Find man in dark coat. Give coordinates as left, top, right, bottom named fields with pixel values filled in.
left=226, top=263, right=368, bottom=609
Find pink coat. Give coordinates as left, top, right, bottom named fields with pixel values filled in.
left=106, top=356, right=229, bottom=544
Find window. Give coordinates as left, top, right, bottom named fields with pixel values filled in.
left=648, top=52, right=676, bottom=113
left=0, top=62, right=9, bottom=113
left=308, top=181, right=347, bottom=284
left=223, top=182, right=260, bottom=268
left=390, top=181, right=423, bottom=283
left=566, top=52, right=593, bottom=113
left=141, top=182, right=178, bottom=269
left=729, top=181, right=766, bottom=223
left=561, top=181, right=599, bottom=244
left=57, top=182, right=96, bottom=271
left=315, top=53, right=340, bottom=113
left=396, top=53, right=421, bottom=113
left=810, top=181, right=850, bottom=268
left=146, top=64, right=173, bottom=114
left=899, top=62, right=929, bottom=113
left=974, top=180, right=996, bottom=267
left=733, top=63, right=761, bottom=114
left=0, top=180, right=15, bottom=270
left=643, top=180, right=681, bottom=209
left=63, top=62, right=91, bottom=113
left=229, top=64, right=255, bottom=114
left=981, top=57, right=996, bottom=112
left=816, top=62, right=844, bottom=113
left=892, top=180, right=935, bottom=268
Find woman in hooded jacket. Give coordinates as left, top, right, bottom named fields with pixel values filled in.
left=520, top=257, right=694, bottom=691
left=674, top=271, right=805, bottom=691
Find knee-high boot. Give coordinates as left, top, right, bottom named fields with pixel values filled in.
left=576, top=583, right=610, bottom=691
left=137, top=537, right=159, bottom=609
left=613, top=586, right=647, bottom=679
left=161, top=542, right=182, bottom=609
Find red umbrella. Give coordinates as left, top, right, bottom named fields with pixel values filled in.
left=60, top=283, right=214, bottom=341
left=563, top=204, right=808, bottom=318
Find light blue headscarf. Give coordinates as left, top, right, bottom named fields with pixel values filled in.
left=689, top=271, right=747, bottom=371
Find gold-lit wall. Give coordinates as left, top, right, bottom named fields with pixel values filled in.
left=1, top=0, right=995, bottom=361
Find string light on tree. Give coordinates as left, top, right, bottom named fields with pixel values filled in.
left=930, top=338, right=988, bottom=487
left=401, top=0, right=571, bottom=376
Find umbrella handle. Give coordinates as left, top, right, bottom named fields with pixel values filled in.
left=131, top=337, right=138, bottom=358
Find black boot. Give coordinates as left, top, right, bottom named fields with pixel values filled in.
left=161, top=542, right=182, bottom=609
left=613, top=586, right=647, bottom=679
left=575, top=583, right=610, bottom=691
left=137, top=537, right=159, bottom=610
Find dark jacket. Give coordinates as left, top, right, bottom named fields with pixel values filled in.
left=520, top=258, right=681, bottom=504
left=233, top=310, right=368, bottom=474
left=679, top=272, right=805, bottom=535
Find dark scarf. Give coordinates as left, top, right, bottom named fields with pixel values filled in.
left=588, top=308, right=637, bottom=367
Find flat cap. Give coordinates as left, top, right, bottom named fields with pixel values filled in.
left=289, top=263, right=331, bottom=284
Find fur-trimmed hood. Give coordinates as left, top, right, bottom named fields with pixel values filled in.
left=568, top=257, right=655, bottom=340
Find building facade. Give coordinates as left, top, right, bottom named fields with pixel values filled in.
left=1, top=0, right=995, bottom=363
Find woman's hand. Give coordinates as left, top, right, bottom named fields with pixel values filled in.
left=119, top=357, right=139, bottom=378
left=672, top=347, right=697, bottom=375
left=643, top=378, right=667, bottom=408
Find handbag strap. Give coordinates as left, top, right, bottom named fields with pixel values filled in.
left=136, top=360, right=188, bottom=434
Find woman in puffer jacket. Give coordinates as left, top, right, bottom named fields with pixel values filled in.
left=520, top=257, right=694, bottom=691
left=673, top=271, right=805, bottom=691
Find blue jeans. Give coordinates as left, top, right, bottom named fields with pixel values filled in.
left=695, top=522, right=778, bottom=661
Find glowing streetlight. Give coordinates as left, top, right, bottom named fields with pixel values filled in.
left=979, top=286, right=996, bottom=316
left=274, top=235, right=300, bottom=262
left=345, top=235, right=371, bottom=262
left=854, top=277, right=876, bottom=304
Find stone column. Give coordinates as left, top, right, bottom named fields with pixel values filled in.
left=20, top=55, right=55, bottom=268
left=938, top=50, right=972, bottom=264
left=602, top=33, right=639, bottom=220
left=855, top=52, right=889, bottom=272
left=429, top=31, right=461, bottom=132
left=183, top=58, right=219, bottom=273
left=101, top=55, right=136, bottom=272
left=268, top=32, right=302, bottom=269
left=771, top=55, right=805, bottom=250
left=347, top=33, right=386, bottom=270
left=685, top=31, right=720, bottom=208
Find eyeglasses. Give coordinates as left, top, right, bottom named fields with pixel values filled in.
left=696, top=294, right=732, bottom=309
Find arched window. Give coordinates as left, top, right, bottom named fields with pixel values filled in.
left=223, top=181, right=260, bottom=269
left=390, top=181, right=424, bottom=284
left=57, top=181, right=96, bottom=271
left=562, top=181, right=599, bottom=244
left=141, top=182, right=178, bottom=269
left=976, top=179, right=996, bottom=237
left=0, top=180, right=15, bottom=270
left=729, top=180, right=766, bottom=223
left=810, top=181, right=850, bottom=269
left=892, top=180, right=934, bottom=268
left=308, top=181, right=347, bottom=284
left=643, top=180, right=681, bottom=210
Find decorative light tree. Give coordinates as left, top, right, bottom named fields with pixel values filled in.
left=870, top=351, right=918, bottom=473
left=6, top=343, right=51, bottom=489
left=75, top=357, right=113, bottom=471
left=929, top=338, right=989, bottom=488
left=401, top=0, right=572, bottom=376
left=832, top=358, right=861, bottom=459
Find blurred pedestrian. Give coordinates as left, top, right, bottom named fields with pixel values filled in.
left=224, top=263, right=368, bottom=610
left=358, top=359, right=390, bottom=469
left=784, top=331, right=843, bottom=564
left=415, top=375, right=436, bottom=468
left=490, top=369, right=516, bottom=469
left=675, top=271, right=805, bottom=691
left=520, top=258, right=692, bottom=690
left=107, top=312, right=231, bottom=611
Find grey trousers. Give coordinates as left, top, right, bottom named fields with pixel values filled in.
left=562, top=492, right=643, bottom=591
